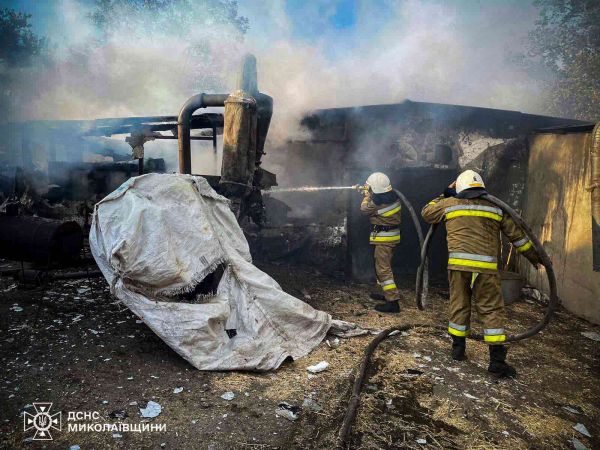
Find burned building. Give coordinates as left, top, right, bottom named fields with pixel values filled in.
left=261, top=100, right=599, bottom=323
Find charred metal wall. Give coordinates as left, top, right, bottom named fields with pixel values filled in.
left=346, top=167, right=456, bottom=283
left=255, top=100, right=585, bottom=282
left=521, top=130, right=600, bottom=324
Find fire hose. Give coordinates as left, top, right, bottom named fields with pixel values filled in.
left=338, top=193, right=558, bottom=449
left=415, top=193, right=558, bottom=341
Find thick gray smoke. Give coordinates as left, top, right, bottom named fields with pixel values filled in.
left=12, top=0, right=544, bottom=173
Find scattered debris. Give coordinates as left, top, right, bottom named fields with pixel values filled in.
left=521, top=286, right=550, bottom=305
left=326, top=338, right=340, bottom=349
left=275, top=402, right=300, bottom=421
left=3, top=283, right=17, bottom=292
left=573, top=423, right=591, bottom=438
left=109, top=409, right=128, bottom=420
left=572, top=438, right=589, bottom=450
left=328, top=319, right=370, bottom=337
left=563, top=405, right=583, bottom=415
left=307, top=361, right=329, bottom=374
left=220, top=391, right=235, bottom=401
left=581, top=331, right=600, bottom=342
left=402, top=369, right=424, bottom=378
left=302, top=398, right=323, bottom=412
left=173, top=387, right=184, bottom=394
left=139, top=401, right=162, bottom=418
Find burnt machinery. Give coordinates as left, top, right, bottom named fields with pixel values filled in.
left=177, top=54, right=276, bottom=223
left=0, top=208, right=84, bottom=264
left=79, top=53, right=275, bottom=224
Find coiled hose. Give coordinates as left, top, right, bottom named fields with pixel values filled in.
left=415, top=193, right=558, bottom=341
left=338, top=193, right=558, bottom=448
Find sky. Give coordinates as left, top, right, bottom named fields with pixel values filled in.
left=0, top=0, right=550, bottom=175
left=0, top=0, right=547, bottom=124
left=2, top=0, right=539, bottom=63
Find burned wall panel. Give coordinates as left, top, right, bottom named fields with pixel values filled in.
left=346, top=167, right=457, bottom=283
left=521, top=131, right=600, bottom=324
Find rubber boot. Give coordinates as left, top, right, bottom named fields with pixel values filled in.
left=488, top=345, right=517, bottom=378
left=451, top=336, right=466, bottom=361
left=374, top=300, right=400, bottom=314
left=369, top=293, right=386, bottom=302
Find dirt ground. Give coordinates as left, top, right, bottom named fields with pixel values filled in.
left=1, top=259, right=599, bottom=450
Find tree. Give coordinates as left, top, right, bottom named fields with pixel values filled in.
left=0, top=8, right=46, bottom=64
left=523, top=0, right=600, bottom=120
left=0, top=8, right=47, bottom=121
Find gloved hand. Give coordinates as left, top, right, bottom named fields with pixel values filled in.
left=444, top=181, right=457, bottom=198
left=354, top=184, right=370, bottom=196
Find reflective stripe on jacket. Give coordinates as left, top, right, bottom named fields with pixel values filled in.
left=448, top=252, right=498, bottom=271
left=361, top=194, right=401, bottom=245
left=370, top=229, right=401, bottom=243
left=377, top=200, right=402, bottom=217
left=421, top=194, right=541, bottom=273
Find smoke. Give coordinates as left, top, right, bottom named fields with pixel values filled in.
left=247, top=0, right=544, bottom=146
left=9, top=0, right=543, bottom=173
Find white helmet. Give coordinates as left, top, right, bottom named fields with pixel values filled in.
left=456, top=170, right=485, bottom=194
left=366, top=172, right=392, bottom=194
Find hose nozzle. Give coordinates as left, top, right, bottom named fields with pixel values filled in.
left=353, top=184, right=369, bottom=194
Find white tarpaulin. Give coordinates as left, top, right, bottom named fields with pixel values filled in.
left=89, top=173, right=332, bottom=371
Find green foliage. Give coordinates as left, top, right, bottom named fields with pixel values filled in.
left=0, top=8, right=47, bottom=121
left=526, top=0, right=600, bottom=120
left=0, top=8, right=46, bottom=66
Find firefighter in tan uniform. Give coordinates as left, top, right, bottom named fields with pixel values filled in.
left=421, top=170, right=541, bottom=377
left=360, top=172, right=402, bottom=314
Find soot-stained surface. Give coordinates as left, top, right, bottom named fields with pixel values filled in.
left=0, top=260, right=598, bottom=449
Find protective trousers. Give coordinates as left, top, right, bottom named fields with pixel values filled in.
left=447, top=270, right=506, bottom=344
left=374, top=244, right=400, bottom=301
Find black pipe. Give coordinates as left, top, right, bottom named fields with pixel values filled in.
left=415, top=223, right=437, bottom=310
left=414, top=193, right=558, bottom=342
left=0, top=214, right=83, bottom=263
left=337, top=323, right=443, bottom=449
left=339, top=195, right=558, bottom=448
left=177, top=93, right=228, bottom=174
left=392, top=189, right=427, bottom=303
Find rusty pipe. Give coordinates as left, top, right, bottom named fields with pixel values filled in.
left=177, top=93, right=228, bottom=174
left=590, top=122, right=600, bottom=271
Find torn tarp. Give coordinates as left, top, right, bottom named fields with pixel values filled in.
left=90, top=173, right=331, bottom=371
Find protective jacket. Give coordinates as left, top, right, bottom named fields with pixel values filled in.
left=361, top=191, right=402, bottom=301
left=360, top=193, right=402, bottom=245
left=421, top=194, right=540, bottom=273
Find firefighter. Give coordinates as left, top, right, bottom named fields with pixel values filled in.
left=421, top=170, right=541, bottom=377
left=360, top=172, right=402, bottom=314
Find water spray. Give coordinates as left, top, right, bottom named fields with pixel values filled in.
left=263, top=185, right=357, bottom=194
